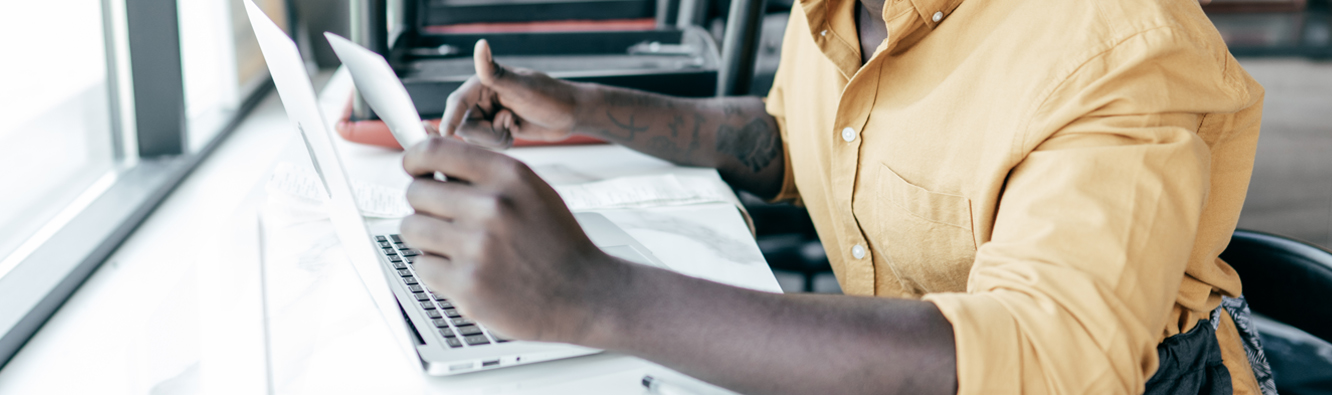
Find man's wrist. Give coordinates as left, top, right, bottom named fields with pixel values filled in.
left=572, top=254, right=648, bottom=350
left=567, top=81, right=604, bottom=137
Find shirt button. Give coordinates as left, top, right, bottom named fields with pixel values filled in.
left=851, top=244, right=866, bottom=260
left=841, top=127, right=856, bottom=142
left=932, top=11, right=944, bottom=22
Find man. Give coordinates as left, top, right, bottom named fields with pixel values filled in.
left=398, top=0, right=1269, bottom=393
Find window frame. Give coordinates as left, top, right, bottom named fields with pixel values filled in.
left=0, top=0, right=278, bottom=368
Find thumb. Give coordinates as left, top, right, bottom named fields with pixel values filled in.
left=473, top=39, right=512, bottom=90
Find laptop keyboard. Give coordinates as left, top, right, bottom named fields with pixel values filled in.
left=375, top=234, right=509, bottom=348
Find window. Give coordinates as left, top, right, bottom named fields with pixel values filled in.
left=0, top=0, right=116, bottom=273
left=0, top=0, right=280, bottom=368
left=178, top=0, right=287, bottom=152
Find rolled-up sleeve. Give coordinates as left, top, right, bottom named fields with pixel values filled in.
left=922, top=26, right=1250, bottom=394
left=763, top=9, right=803, bottom=205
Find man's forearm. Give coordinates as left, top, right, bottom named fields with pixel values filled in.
left=580, top=262, right=958, bottom=395
left=570, top=83, right=785, bottom=199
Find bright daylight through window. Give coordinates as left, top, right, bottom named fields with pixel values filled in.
left=0, top=0, right=117, bottom=270
left=178, top=0, right=284, bottom=153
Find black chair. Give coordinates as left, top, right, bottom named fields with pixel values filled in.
left=743, top=193, right=831, bottom=292
left=1219, top=229, right=1332, bottom=344
left=1219, top=229, right=1332, bottom=395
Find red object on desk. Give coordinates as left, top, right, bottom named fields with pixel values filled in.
left=333, top=98, right=606, bottom=150
left=423, top=18, right=657, bottom=34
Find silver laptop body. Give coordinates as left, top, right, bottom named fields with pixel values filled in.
left=243, top=0, right=669, bottom=375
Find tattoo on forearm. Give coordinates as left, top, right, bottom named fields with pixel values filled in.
left=605, top=110, right=650, bottom=141
left=686, top=113, right=702, bottom=156
left=643, top=113, right=706, bottom=161
left=721, top=103, right=744, bottom=117
left=667, top=115, right=684, bottom=138
left=715, top=118, right=778, bottom=173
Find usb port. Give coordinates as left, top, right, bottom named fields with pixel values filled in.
left=481, top=360, right=500, bottom=368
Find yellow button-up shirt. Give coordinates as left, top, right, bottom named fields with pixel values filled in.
left=765, top=0, right=1265, bottom=393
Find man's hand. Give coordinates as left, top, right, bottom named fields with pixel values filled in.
left=436, top=40, right=582, bottom=148
left=398, top=137, right=631, bottom=343
left=395, top=139, right=955, bottom=395
left=435, top=41, right=784, bottom=198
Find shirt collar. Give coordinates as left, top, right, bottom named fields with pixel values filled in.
left=907, top=0, right=965, bottom=31
left=798, top=0, right=965, bottom=78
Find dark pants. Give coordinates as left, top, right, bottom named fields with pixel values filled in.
left=1144, top=295, right=1279, bottom=395
left=1144, top=319, right=1233, bottom=395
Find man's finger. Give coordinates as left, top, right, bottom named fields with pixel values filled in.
left=399, top=213, right=467, bottom=259
left=472, top=39, right=525, bottom=95
left=405, top=178, right=507, bottom=222
left=402, top=135, right=516, bottom=184
left=454, top=107, right=514, bottom=149
left=409, top=253, right=456, bottom=297
left=493, top=108, right=516, bottom=132
left=440, top=77, right=483, bottom=137
left=473, top=39, right=502, bottom=87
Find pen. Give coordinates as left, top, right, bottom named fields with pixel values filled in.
left=642, top=375, right=697, bottom=395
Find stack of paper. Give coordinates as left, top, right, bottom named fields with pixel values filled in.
left=267, top=162, right=739, bottom=218
left=267, top=162, right=414, bottom=218
left=552, top=174, right=731, bottom=211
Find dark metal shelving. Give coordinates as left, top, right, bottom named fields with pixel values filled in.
left=1212, top=2, right=1332, bottom=58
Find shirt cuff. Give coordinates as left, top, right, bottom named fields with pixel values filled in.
left=766, top=117, right=802, bottom=205
left=924, top=292, right=1024, bottom=395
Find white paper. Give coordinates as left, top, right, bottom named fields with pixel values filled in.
left=552, top=174, right=731, bottom=211
left=268, top=164, right=736, bottom=217
left=267, top=162, right=414, bottom=218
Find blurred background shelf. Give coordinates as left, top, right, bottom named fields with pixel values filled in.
left=1208, top=0, right=1332, bottom=58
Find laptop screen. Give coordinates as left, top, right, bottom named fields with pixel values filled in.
left=242, top=0, right=421, bottom=367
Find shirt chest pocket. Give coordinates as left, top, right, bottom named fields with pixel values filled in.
left=864, top=164, right=977, bottom=295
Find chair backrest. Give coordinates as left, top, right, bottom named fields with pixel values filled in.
left=1218, top=229, right=1332, bottom=344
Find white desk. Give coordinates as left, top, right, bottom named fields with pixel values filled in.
left=0, top=70, right=781, bottom=395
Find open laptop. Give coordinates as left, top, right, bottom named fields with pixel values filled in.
left=243, top=0, right=671, bottom=375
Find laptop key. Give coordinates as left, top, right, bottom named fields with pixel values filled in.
left=383, top=248, right=397, bottom=255
left=414, top=293, right=431, bottom=302
left=390, top=234, right=402, bottom=243
left=436, top=301, right=453, bottom=308
left=396, top=269, right=412, bottom=277
left=431, top=318, right=449, bottom=328
left=455, top=325, right=483, bottom=336
left=419, top=302, right=436, bottom=310
left=439, top=328, right=457, bottom=338
left=400, top=249, right=420, bottom=257
left=442, top=308, right=461, bottom=318
left=425, top=309, right=442, bottom=319
left=387, top=255, right=403, bottom=263
left=463, top=334, right=490, bottom=346
left=450, top=318, right=474, bottom=326
left=444, top=337, right=463, bottom=348
left=375, top=236, right=387, bottom=242
left=391, top=261, right=407, bottom=270
left=377, top=241, right=392, bottom=248
left=407, top=284, right=423, bottom=293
